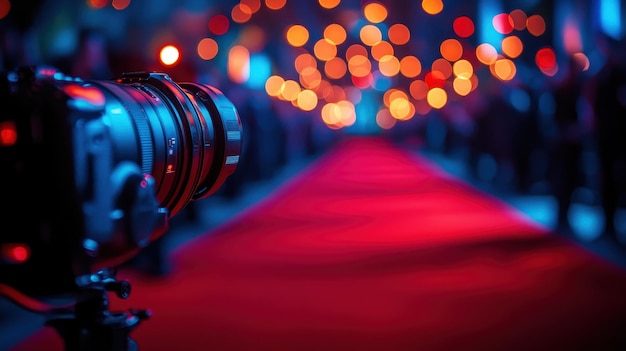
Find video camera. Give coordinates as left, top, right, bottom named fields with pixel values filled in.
left=0, top=66, right=242, bottom=350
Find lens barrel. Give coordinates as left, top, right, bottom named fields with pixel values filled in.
left=90, top=72, right=242, bottom=217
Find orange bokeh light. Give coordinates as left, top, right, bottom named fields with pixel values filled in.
left=286, top=25, right=310, bottom=47
left=440, top=39, right=463, bottom=62
left=363, top=2, right=388, bottom=23
left=422, top=0, right=443, bottom=15
left=197, top=38, right=219, bottom=60
left=388, top=23, right=411, bottom=45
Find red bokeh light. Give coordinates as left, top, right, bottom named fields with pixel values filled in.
left=425, top=71, right=446, bottom=89
left=209, top=14, right=230, bottom=35
left=453, top=16, right=475, bottom=38
left=493, top=13, right=514, bottom=34
left=535, top=47, right=556, bottom=70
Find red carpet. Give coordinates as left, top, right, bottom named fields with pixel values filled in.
left=11, top=136, right=626, bottom=350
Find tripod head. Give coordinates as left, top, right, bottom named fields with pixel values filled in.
left=45, top=268, right=150, bottom=351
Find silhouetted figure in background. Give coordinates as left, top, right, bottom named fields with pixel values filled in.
left=69, top=28, right=112, bottom=80
left=549, top=56, right=586, bottom=234
left=592, top=35, right=626, bottom=245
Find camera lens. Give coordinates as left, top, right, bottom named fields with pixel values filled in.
left=88, top=72, right=242, bottom=218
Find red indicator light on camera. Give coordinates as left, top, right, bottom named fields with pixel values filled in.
left=2, top=243, right=31, bottom=264
left=0, top=121, right=17, bottom=146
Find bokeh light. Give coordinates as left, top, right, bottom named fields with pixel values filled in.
left=493, top=13, right=514, bottom=34
left=501, top=35, right=523, bottom=59
left=197, top=38, right=219, bottom=60
left=440, top=39, right=463, bottom=62
left=400, top=56, right=422, bottom=78
left=379, top=55, right=401, bottom=77
left=509, top=9, right=527, bottom=31
left=427, top=87, right=447, bottom=109
left=360, top=25, right=383, bottom=46
left=208, top=14, right=230, bottom=35
left=363, top=2, right=388, bottom=23
left=231, top=4, right=252, bottom=23
left=324, top=57, right=347, bottom=79
left=319, top=0, right=341, bottom=9
left=265, top=0, right=287, bottom=10
left=476, top=43, right=498, bottom=65
left=159, top=45, right=180, bottom=66
left=0, top=0, right=10, bottom=19
left=453, top=16, right=474, bottom=38
left=388, top=23, right=410, bottom=45
left=286, top=24, right=310, bottom=47
left=527, top=14, right=546, bottom=36
left=314, top=38, right=338, bottom=61
left=112, top=0, right=130, bottom=10
left=324, top=23, right=347, bottom=45
left=371, top=41, right=394, bottom=61
left=422, top=0, right=443, bottom=15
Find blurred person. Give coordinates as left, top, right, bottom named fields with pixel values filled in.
left=590, top=34, right=626, bottom=245
left=548, top=55, right=587, bottom=235
left=69, top=28, right=113, bottom=80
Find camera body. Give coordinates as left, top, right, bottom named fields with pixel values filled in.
left=0, top=66, right=242, bottom=304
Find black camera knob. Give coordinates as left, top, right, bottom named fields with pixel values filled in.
left=104, top=279, right=132, bottom=299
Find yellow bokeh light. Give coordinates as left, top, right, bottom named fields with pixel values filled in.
left=422, top=0, right=443, bottom=15
left=390, top=97, right=415, bottom=121
left=297, top=89, right=319, bottom=111
left=280, top=79, right=302, bottom=101
left=491, top=58, right=517, bottom=81
left=314, top=38, right=338, bottom=61
left=363, top=2, right=388, bottom=23
left=286, top=25, right=310, bottom=47
left=324, top=23, right=347, bottom=45
left=452, top=59, right=473, bottom=79
left=384, top=89, right=407, bottom=107
left=453, top=77, right=472, bottom=96
left=360, top=25, right=383, bottom=46
left=427, top=87, right=447, bottom=109
left=388, top=23, right=410, bottom=45
left=265, top=75, right=285, bottom=97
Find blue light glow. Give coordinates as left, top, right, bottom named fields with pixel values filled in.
left=600, top=0, right=622, bottom=39
left=246, top=53, right=272, bottom=90
left=478, top=0, right=503, bottom=48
